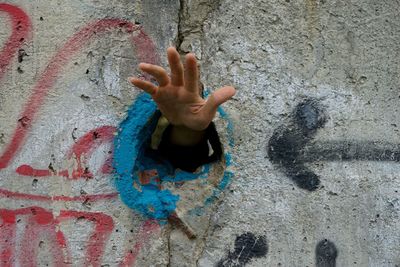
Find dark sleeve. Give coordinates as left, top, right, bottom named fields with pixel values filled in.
left=157, top=122, right=222, bottom=172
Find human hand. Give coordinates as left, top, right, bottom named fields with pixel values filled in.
left=129, top=47, right=235, bottom=131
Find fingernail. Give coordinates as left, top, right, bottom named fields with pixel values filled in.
left=139, top=63, right=147, bottom=69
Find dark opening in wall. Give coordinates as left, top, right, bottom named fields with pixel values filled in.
left=140, top=112, right=223, bottom=174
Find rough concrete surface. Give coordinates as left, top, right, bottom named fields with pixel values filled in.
left=0, top=0, right=399, bottom=266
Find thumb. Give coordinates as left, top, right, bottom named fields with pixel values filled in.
left=202, top=86, right=236, bottom=116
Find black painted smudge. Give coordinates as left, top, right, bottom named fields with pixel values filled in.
left=268, top=98, right=400, bottom=191
left=18, top=48, right=28, bottom=63
left=216, top=232, right=268, bottom=267
left=316, top=239, right=338, bottom=267
left=268, top=99, right=326, bottom=190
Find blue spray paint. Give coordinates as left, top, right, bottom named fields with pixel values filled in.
left=217, top=107, right=235, bottom=147
left=114, top=92, right=234, bottom=220
left=114, top=93, right=176, bottom=220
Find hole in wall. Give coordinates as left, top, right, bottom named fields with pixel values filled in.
left=114, top=93, right=234, bottom=220
left=139, top=112, right=223, bottom=174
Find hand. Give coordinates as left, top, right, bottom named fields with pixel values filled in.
left=129, top=47, right=235, bottom=131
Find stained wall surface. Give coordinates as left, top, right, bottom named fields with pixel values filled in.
left=0, top=0, right=399, bottom=266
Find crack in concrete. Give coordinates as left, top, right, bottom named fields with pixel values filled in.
left=176, top=0, right=185, bottom=53
left=195, top=196, right=228, bottom=266
left=171, top=1, right=230, bottom=265
left=195, top=216, right=213, bottom=267
left=175, top=0, right=221, bottom=56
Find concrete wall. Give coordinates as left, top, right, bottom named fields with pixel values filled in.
left=0, top=0, right=399, bottom=266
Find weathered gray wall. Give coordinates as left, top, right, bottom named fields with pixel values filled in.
left=197, top=1, right=400, bottom=266
left=0, top=0, right=399, bottom=266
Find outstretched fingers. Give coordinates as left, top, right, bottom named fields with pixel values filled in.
left=167, top=47, right=184, bottom=86
left=130, top=77, right=158, bottom=95
left=139, top=63, right=170, bottom=87
left=202, top=86, right=236, bottom=117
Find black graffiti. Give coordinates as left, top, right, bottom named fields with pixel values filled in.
left=316, top=239, right=338, bottom=267
left=267, top=98, right=400, bottom=191
left=267, top=99, right=325, bottom=190
left=216, top=234, right=338, bottom=266
left=216, top=232, right=268, bottom=267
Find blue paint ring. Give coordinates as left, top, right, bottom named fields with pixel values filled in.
left=114, top=93, right=234, bottom=220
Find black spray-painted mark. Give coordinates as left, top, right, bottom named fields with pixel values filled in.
left=268, top=99, right=326, bottom=190
left=216, top=232, right=268, bottom=267
left=316, top=239, right=338, bottom=267
left=268, top=98, right=400, bottom=191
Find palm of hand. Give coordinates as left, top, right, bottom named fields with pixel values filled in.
left=130, top=47, right=235, bottom=131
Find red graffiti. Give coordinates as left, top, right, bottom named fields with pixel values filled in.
left=56, top=210, right=114, bottom=266
left=0, top=207, right=70, bottom=266
left=0, top=3, right=161, bottom=266
left=119, top=219, right=160, bottom=266
left=0, top=207, right=160, bottom=266
left=0, top=187, right=117, bottom=202
left=0, top=3, right=31, bottom=81
left=0, top=16, right=157, bottom=171
left=16, top=125, right=116, bottom=179
left=0, top=3, right=159, bottom=197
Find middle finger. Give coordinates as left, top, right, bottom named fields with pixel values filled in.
left=167, top=47, right=184, bottom=86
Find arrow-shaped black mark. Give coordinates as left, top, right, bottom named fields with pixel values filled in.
left=268, top=99, right=399, bottom=191
left=267, top=99, right=327, bottom=190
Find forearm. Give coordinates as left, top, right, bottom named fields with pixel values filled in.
left=156, top=121, right=221, bottom=172
left=168, top=125, right=206, bottom=146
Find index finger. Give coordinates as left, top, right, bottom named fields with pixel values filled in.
left=139, top=63, right=170, bottom=87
